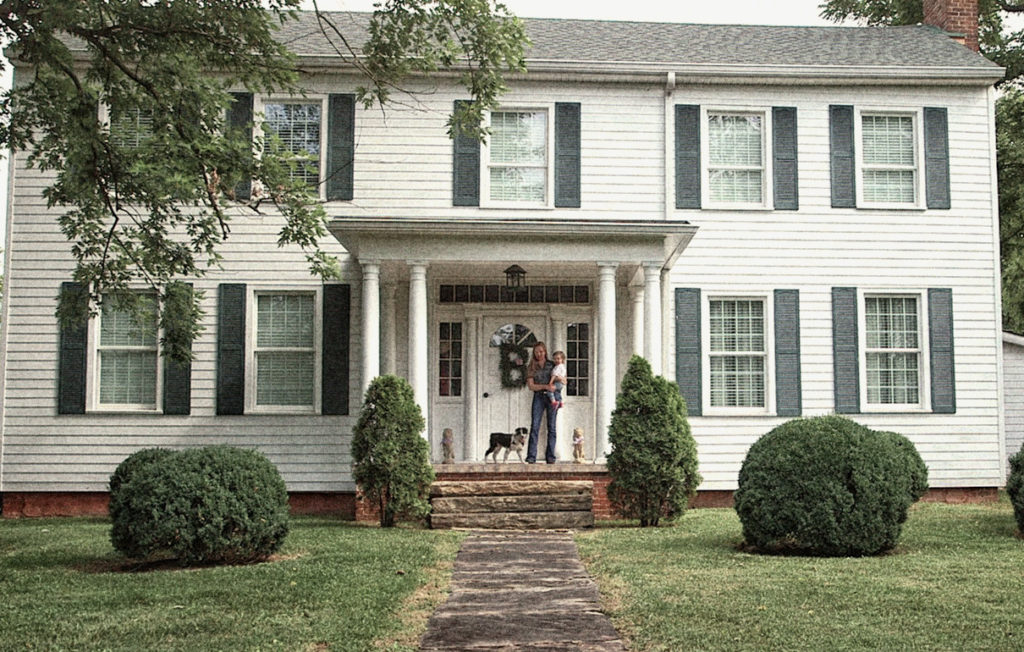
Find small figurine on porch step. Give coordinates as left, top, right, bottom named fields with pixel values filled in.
left=573, top=427, right=586, bottom=463
left=442, top=428, right=455, bottom=464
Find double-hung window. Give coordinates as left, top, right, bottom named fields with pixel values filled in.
left=93, top=295, right=160, bottom=410
left=708, top=298, right=768, bottom=410
left=262, top=101, right=323, bottom=190
left=483, top=108, right=551, bottom=207
left=109, top=106, right=154, bottom=148
left=863, top=295, right=923, bottom=407
left=250, top=291, right=320, bottom=412
left=705, top=110, right=769, bottom=207
left=859, top=112, right=919, bottom=206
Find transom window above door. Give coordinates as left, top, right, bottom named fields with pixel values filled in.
left=482, top=109, right=552, bottom=207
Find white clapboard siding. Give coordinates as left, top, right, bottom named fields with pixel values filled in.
left=0, top=73, right=1003, bottom=494
left=1003, top=334, right=1024, bottom=473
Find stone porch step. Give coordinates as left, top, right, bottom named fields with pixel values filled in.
left=429, top=480, right=595, bottom=530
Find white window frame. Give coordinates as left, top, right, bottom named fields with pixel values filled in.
left=701, top=107, right=773, bottom=210
left=255, top=95, right=328, bottom=201
left=701, top=293, right=775, bottom=416
left=244, top=285, right=323, bottom=415
left=858, top=289, right=931, bottom=413
left=854, top=108, right=924, bottom=209
left=99, top=104, right=155, bottom=149
left=480, top=104, right=555, bottom=209
left=86, top=293, right=163, bottom=413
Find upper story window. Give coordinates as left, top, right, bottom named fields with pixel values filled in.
left=93, top=294, right=160, bottom=411
left=249, top=291, right=320, bottom=412
left=109, top=106, right=154, bottom=148
left=858, top=112, right=920, bottom=207
left=863, top=295, right=923, bottom=407
left=482, top=108, right=552, bottom=207
left=263, top=102, right=322, bottom=188
left=707, top=112, right=767, bottom=206
left=708, top=298, right=768, bottom=409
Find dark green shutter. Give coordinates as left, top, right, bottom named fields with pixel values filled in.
left=322, top=284, right=351, bottom=415
left=162, top=283, right=193, bottom=415
left=57, top=282, right=87, bottom=415
left=773, top=107, right=799, bottom=210
left=452, top=100, right=480, bottom=206
left=832, top=286, right=860, bottom=413
left=924, top=107, right=951, bottom=210
left=774, top=289, right=802, bottom=416
left=326, top=94, right=355, bottom=201
left=554, top=102, right=581, bottom=208
left=928, top=288, right=956, bottom=413
left=228, top=93, right=253, bottom=201
left=830, top=105, right=856, bottom=208
left=675, top=105, right=701, bottom=209
left=675, top=288, right=702, bottom=416
left=216, top=283, right=246, bottom=415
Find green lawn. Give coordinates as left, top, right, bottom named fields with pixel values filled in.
left=577, top=498, right=1024, bottom=651
left=0, top=517, right=463, bottom=651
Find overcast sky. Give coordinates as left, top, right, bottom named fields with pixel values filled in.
left=0, top=1, right=851, bottom=255
left=302, top=0, right=839, bottom=26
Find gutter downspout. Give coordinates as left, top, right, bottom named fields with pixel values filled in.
left=663, top=71, right=676, bottom=379
left=989, top=85, right=1008, bottom=482
left=0, top=68, right=16, bottom=498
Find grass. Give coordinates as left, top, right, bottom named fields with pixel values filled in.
left=576, top=498, right=1024, bottom=651
left=0, top=516, right=463, bottom=651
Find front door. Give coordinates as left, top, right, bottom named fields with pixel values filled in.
left=480, top=317, right=547, bottom=459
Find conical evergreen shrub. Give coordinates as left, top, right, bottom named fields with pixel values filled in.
left=606, top=355, right=701, bottom=526
left=1008, top=443, right=1024, bottom=535
left=352, top=375, right=434, bottom=527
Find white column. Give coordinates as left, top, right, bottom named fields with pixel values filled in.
left=381, top=283, right=398, bottom=376
left=596, top=263, right=618, bottom=461
left=360, top=261, right=381, bottom=392
left=463, top=316, right=478, bottom=461
left=643, top=263, right=663, bottom=376
left=630, top=285, right=644, bottom=357
left=408, top=262, right=429, bottom=441
left=661, top=268, right=673, bottom=380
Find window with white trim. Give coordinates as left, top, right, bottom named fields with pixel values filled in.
left=109, top=106, right=154, bottom=148
left=708, top=298, right=767, bottom=408
left=438, top=321, right=463, bottom=397
left=94, top=294, right=160, bottom=410
left=263, top=102, right=322, bottom=188
left=860, top=113, right=918, bottom=205
left=864, top=295, right=922, bottom=406
left=251, top=291, right=319, bottom=411
left=483, top=109, right=550, bottom=206
left=705, top=111, right=768, bottom=207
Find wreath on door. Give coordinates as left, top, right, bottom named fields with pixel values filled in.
left=499, top=341, right=529, bottom=388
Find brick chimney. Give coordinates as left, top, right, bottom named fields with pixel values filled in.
left=923, top=0, right=979, bottom=51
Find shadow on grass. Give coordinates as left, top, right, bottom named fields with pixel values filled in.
left=74, top=551, right=304, bottom=574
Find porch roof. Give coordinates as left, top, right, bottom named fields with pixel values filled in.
left=327, top=217, right=698, bottom=271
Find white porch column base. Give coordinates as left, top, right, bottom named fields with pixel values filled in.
left=408, top=263, right=429, bottom=442
left=381, top=283, right=397, bottom=376
left=643, top=263, right=663, bottom=376
left=630, top=285, right=644, bottom=357
left=596, top=263, right=618, bottom=461
left=360, top=261, right=381, bottom=393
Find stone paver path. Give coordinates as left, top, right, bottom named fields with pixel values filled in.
left=419, top=531, right=627, bottom=651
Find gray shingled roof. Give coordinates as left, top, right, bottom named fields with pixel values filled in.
left=278, top=11, right=1000, bottom=71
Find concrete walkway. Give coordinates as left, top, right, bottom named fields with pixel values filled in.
left=419, top=531, right=627, bottom=651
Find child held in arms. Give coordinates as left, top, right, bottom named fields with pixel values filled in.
left=547, top=350, right=567, bottom=409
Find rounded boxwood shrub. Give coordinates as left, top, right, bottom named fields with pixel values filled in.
left=734, top=415, right=928, bottom=556
left=352, top=375, right=433, bottom=527
left=1007, top=444, right=1024, bottom=535
left=606, top=355, right=702, bottom=526
left=109, top=446, right=289, bottom=565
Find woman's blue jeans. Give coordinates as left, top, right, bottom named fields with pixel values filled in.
left=527, top=390, right=558, bottom=463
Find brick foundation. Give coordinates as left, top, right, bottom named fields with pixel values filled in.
left=0, top=484, right=1000, bottom=519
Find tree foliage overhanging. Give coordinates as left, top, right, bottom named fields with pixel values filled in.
left=0, top=1, right=527, bottom=359
left=819, top=0, right=1024, bottom=332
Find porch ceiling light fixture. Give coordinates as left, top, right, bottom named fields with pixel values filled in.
left=504, top=264, right=527, bottom=289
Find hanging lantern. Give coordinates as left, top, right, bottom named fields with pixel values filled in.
left=504, top=264, right=526, bottom=289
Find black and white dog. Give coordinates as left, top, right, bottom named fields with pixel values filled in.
left=484, top=427, right=528, bottom=463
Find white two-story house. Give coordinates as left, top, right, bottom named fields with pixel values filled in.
left=0, top=1, right=1008, bottom=516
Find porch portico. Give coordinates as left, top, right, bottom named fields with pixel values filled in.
left=329, top=218, right=697, bottom=462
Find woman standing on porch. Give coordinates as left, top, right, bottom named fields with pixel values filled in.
left=525, top=341, right=558, bottom=464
